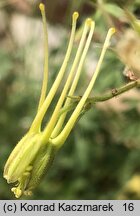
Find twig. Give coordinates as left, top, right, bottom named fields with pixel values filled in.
left=60, top=80, right=140, bottom=115
left=89, top=80, right=140, bottom=103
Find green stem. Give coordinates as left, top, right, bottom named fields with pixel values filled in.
left=89, top=80, right=140, bottom=103
left=59, top=80, right=140, bottom=114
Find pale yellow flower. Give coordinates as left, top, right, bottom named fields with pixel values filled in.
left=3, top=3, right=115, bottom=198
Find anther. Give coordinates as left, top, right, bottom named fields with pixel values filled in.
left=72, top=12, right=79, bottom=21
left=109, top=27, right=116, bottom=35
left=39, top=3, right=45, bottom=12
left=85, top=18, right=92, bottom=26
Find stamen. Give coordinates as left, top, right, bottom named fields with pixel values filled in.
left=29, top=11, right=78, bottom=133
left=73, top=12, right=79, bottom=20
left=11, top=187, right=22, bottom=199
left=38, top=3, right=49, bottom=111
left=51, top=19, right=95, bottom=138
left=39, top=3, right=45, bottom=11
left=42, top=18, right=93, bottom=141
left=52, top=27, right=116, bottom=148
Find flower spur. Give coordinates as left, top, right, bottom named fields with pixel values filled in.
left=3, top=3, right=115, bottom=198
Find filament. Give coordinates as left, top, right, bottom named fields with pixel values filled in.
left=52, top=28, right=115, bottom=147
left=29, top=11, right=78, bottom=133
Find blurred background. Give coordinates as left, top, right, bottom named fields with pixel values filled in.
left=0, top=0, right=140, bottom=200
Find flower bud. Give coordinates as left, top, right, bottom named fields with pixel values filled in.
left=4, top=132, right=43, bottom=183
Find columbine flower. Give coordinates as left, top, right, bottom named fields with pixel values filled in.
left=3, top=3, right=115, bottom=198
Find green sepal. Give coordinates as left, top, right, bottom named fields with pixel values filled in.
left=4, top=132, right=43, bottom=183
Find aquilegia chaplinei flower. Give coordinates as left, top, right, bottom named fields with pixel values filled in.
left=3, top=3, right=115, bottom=198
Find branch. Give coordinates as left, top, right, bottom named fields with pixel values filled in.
left=59, top=80, right=140, bottom=117
left=89, top=80, right=140, bottom=104
left=59, top=80, right=140, bottom=116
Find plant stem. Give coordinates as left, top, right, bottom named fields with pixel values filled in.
left=89, top=80, right=140, bottom=103
left=59, top=80, right=140, bottom=115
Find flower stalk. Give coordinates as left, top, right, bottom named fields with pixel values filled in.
left=65, top=80, right=140, bottom=114
left=3, top=3, right=115, bottom=198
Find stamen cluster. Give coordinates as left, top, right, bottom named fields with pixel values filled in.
left=3, top=3, right=115, bottom=198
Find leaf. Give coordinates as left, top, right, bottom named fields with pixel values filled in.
left=104, top=3, right=124, bottom=18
